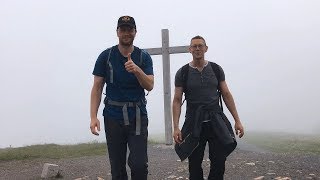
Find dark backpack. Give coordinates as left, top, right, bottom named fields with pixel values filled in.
left=180, top=62, right=224, bottom=111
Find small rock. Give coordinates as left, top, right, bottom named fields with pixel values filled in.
left=74, top=176, right=90, bottom=180
left=177, top=168, right=184, bottom=172
left=296, top=170, right=303, bottom=173
left=245, top=162, right=255, bottom=166
left=40, top=163, right=60, bottom=179
left=167, top=175, right=176, bottom=178
left=267, top=173, right=276, bottom=175
left=254, top=176, right=264, bottom=180
left=275, top=177, right=291, bottom=180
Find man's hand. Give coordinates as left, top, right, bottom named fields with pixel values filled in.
left=234, top=121, right=244, bottom=138
left=124, top=53, right=139, bottom=73
left=90, top=117, right=100, bottom=136
left=173, top=128, right=182, bottom=144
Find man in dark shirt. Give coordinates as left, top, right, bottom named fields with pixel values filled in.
left=172, top=35, right=244, bottom=180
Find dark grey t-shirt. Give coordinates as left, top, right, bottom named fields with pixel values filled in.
left=175, top=61, right=225, bottom=104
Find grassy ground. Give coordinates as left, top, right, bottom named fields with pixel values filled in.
left=243, top=131, right=320, bottom=155
left=0, top=142, right=107, bottom=161
left=1, top=132, right=319, bottom=161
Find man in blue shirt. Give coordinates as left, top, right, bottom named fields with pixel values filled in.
left=90, top=15, right=154, bottom=180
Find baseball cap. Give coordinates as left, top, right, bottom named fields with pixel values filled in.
left=117, top=16, right=136, bottom=29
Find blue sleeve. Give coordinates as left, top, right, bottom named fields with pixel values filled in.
left=141, top=50, right=153, bottom=75
left=92, top=49, right=108, bottom=77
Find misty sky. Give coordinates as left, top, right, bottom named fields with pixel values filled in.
left=1, top=0, right=319, bottom=148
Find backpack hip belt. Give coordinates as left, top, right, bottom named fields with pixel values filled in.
left=106, top=99, right=142, bottom=135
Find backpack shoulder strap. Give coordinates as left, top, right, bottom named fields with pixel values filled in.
left=138, top=48, right=151, bottom=96
left=133, top=47, right=146, bottom=67
left=210, top=62, right=222, bottom=91
left=181, top=63, right=190, bottom=93
left=106, top=47, right=113, bottom=63
left=209, top=61, right=224, bottom=111
left=139, top=48, right=147, bottom=66
left=106, top=47, right=113, bottom=83
left=180, top=63, right=190, bottom=105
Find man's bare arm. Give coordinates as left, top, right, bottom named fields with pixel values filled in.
left=220, top=81, right=244, bottom=138
left=90, top=76, right=104, bottom=136
left=133, top=72, right=154, bottom=91
left=172, top=87, right=183, bottom=143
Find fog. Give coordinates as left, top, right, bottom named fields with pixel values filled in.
left=1, top=0, right=319, bottom=148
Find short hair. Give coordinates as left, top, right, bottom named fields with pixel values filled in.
left=190, top=35, right=207, bottom=46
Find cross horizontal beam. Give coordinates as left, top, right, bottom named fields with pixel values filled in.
left=145, top=46, right=189, bottom=55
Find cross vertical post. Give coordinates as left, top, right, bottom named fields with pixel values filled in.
left=161, top=29, right=172, bottom=145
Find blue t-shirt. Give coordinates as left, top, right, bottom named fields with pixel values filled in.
left=92, top=45, right=153, bottom=120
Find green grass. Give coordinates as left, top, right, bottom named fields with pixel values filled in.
left=0, top=142, right=107, bottom=162
left=1, top=133, right=319, bottom=162
left=244, top=131, right=320, bottom=155
left=0, top=138, right=163, bottom=162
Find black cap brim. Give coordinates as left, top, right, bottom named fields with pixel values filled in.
left=117, top=23, right=135, bottom=28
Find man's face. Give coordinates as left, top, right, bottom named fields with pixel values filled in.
left=189, top=39, right=208, bottom=59
left=117, top=25, right=136, bottom=46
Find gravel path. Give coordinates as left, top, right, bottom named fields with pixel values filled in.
left=0, top=142, right=319, bottom=180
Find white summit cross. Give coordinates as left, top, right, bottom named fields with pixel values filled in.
left=143, top=29, right=189, bottom=145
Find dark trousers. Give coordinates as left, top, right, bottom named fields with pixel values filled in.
left=188, top=122, right=227, bottom=180
left=104, top=116, right=148, bottom=180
